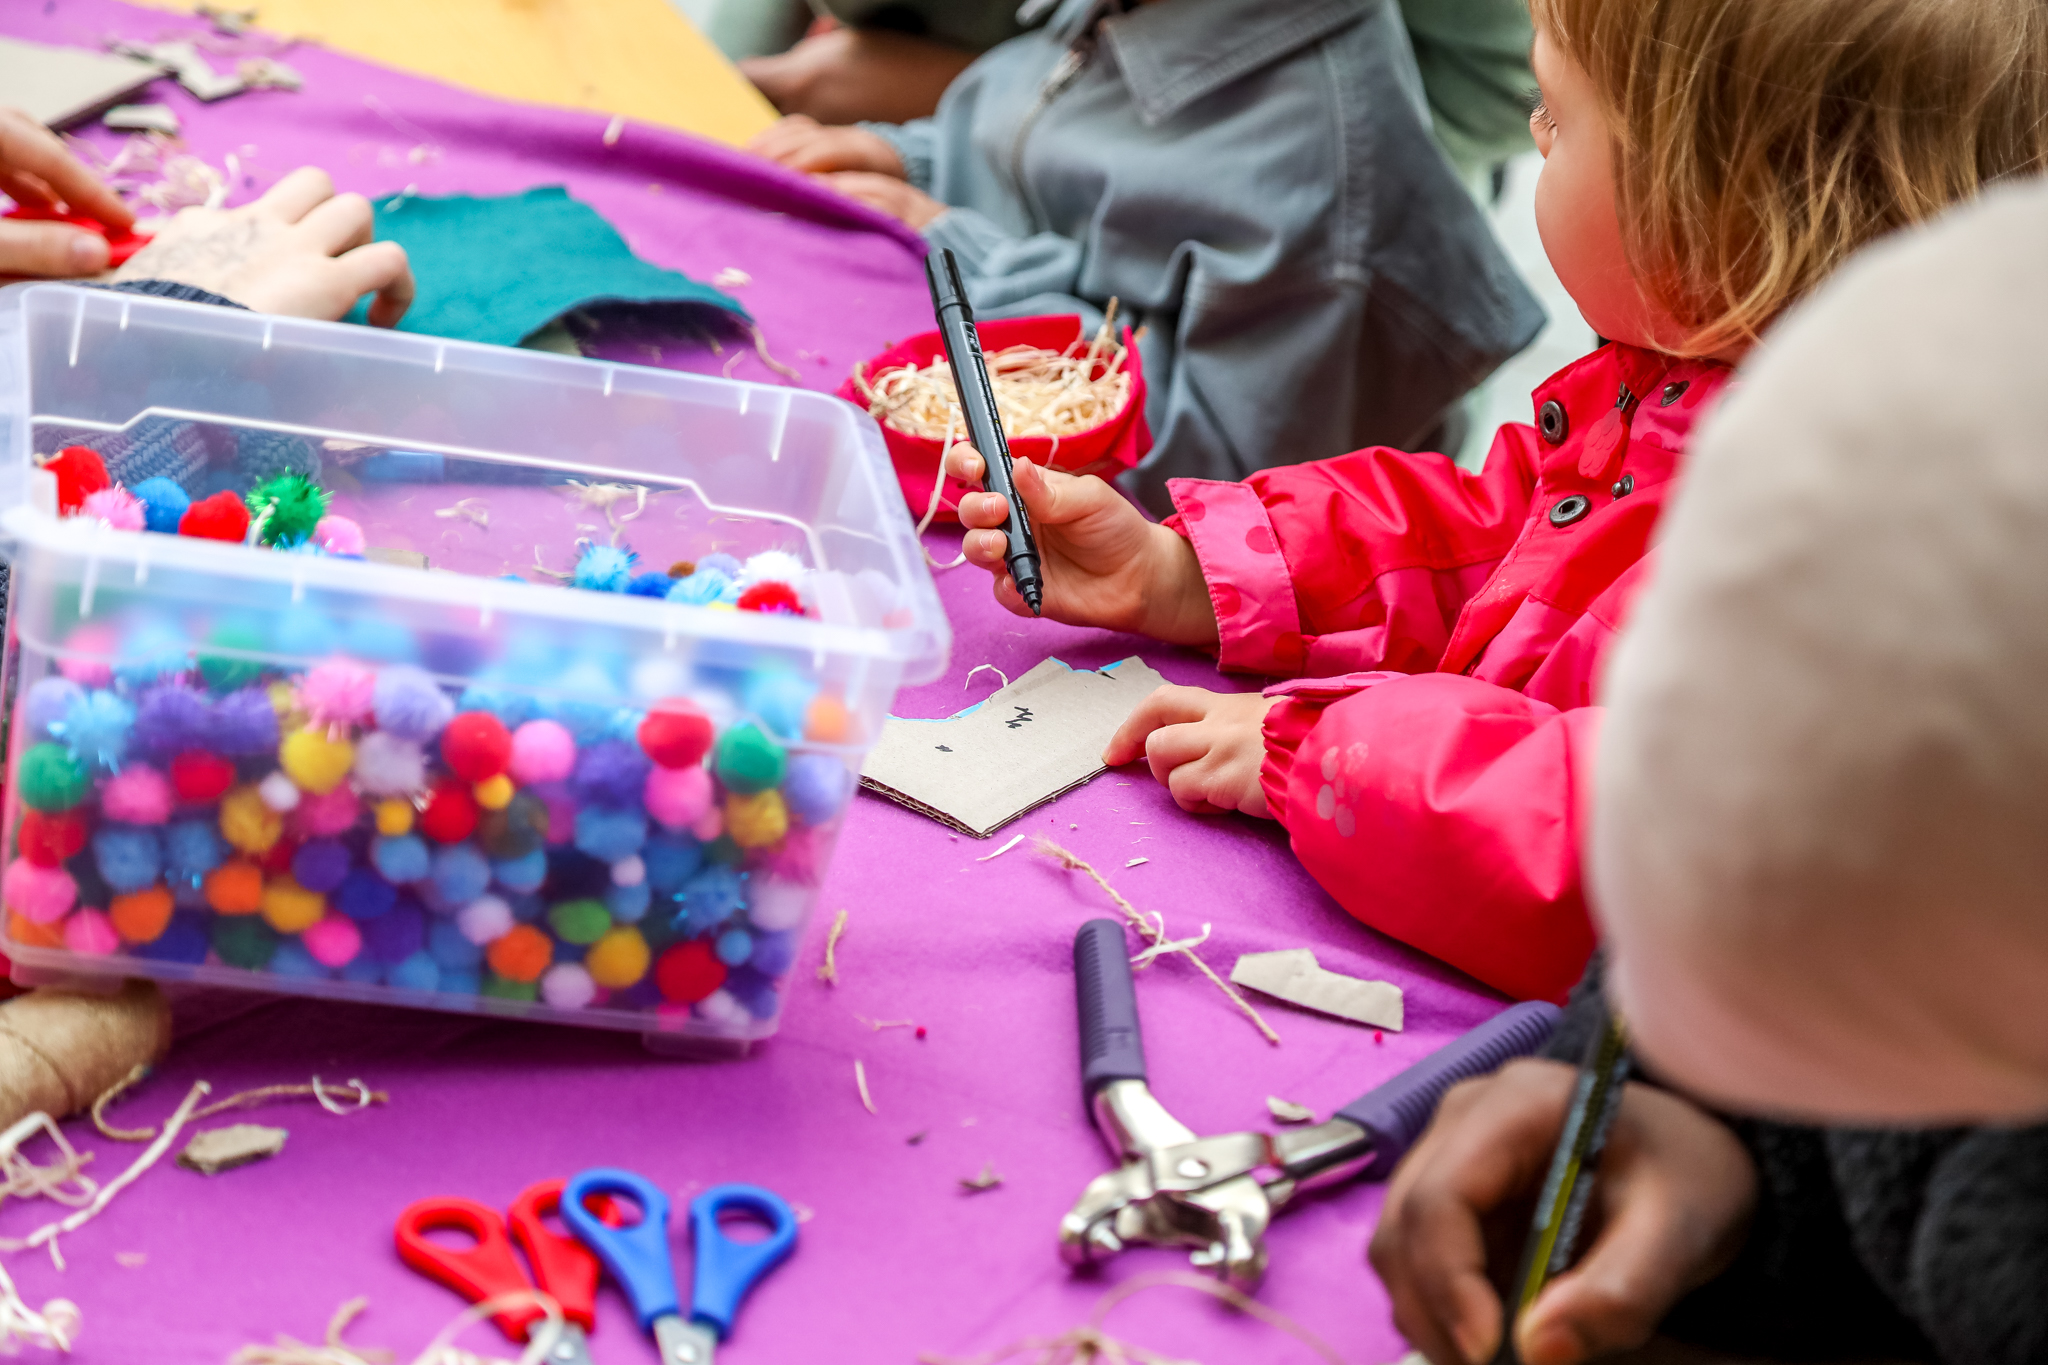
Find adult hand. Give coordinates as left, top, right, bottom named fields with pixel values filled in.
left=114, top=167, right=414, bottom=326
left=1370, top=1060, right=1758, bottom=1365
left=944, top=441, right=1219, bottom=644
left=747, top=114, right=907, bottom=176
left=1103, top=686, right=1280, bottom=816
left=0, top=107, right=135, bottom=277
left=741, top=28, right=977, bottom=127
left=814, top=170, right=947, bottom=228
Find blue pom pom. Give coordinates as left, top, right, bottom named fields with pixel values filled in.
left=269, top=940, right=331, bottom=980
left=572, top=739, right=649, bottom=809
left=783, top=753, right=852, bottom=825
left=492, top=848, right=548, bottom=894
left=93, top=823, right=162, bottom=894
left=346, top=617, right=418, bottom=664
left=742, top=672, right=815, bottom=741
left=750, top=928, right=798, bottom=977
left=60, top=689, right=134, bottom=775
left=164, top=818, right=225, bottom=878
left=665, top=568, right=733, bottom=607
left=715, top=927, right=753, bottom=967
left=427, top=918, right=484, bottom=969
left=573, top=545, right=636, bottom=593
left=136, top=913, right=209, bottom=965
left=371, top=835, right=431, bottom=884
left=505, top=892, right=545, bottom=923
left=422, top=632, right=488, bottom=678
left=626, top=571, right=674, bottom=598
left=274, top=611, right=341, bottom=659
left=430, top=842, right=492, bottom=907
left=724, top=966, right=782, bottom=1020
left=680, top=866, right=744, bottom=937
left=362, top=900, right=425, bottom=963
left=340, top=955, right=386, bottom=985
left=457, top=676, right=535, bottom=729
left=440, top=969, right=481, bottom=995
left=292, top=839, right=351, bottom=894
left=574, top=806, right=647, bottom=863
left=697, top=553, right=743, bottom=578
left=335, top=868, right=397, bottom=920
left=207, top=686, right=279, bottom=756
left=373, top=665, right=452, bottom=741
left=642, top=832, right=704, bottom=894
left=134, top=680, right=212, bottom=761
left=605, top=880, right=651, bottom=924
left=132, top=477, right=191, bottom=533
left=387, top=950, right=442, bottom=991
left=113, top=620, right=190, bottom=689
left=541, top=660, right=623, bottom=746
left=24, top=678, right=82, bottom=740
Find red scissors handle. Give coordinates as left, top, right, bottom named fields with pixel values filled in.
left=506, top=1179, right=600, bottom=1331
left=394, top=1196, right=547, bottom=1341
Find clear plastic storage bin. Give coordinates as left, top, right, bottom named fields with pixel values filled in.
left=0, top=284, right=947, bottom=1051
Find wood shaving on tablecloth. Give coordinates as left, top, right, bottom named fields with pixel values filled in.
left=855, top=1060, right=876, bottom=1115
left=976, top=833, right=1026, bottom=862
left=233, top=1291, right=567, bottom=1365
left=959, top=1163, right=1003, bottom=1194
left=818, top=909, right=849, bottom=984
left=602, top=116, right=624, bottom=147
left=1266, top=1097, right=1316, bottom=1124
left=0, top=1081, right=209, bottom=1263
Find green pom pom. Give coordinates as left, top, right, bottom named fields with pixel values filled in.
left=547, top=898, right=612, bottom=945
left=713, top=722, right=785, bottom=795
left=246, top=473, right=330, bottom=548
left=18, top=742, right=88, bottom=811
left=482, top=973, right=539, bottom=1003
left=212, top=916, right=278, bottom=969
left=198, top=621, right=266, bottom=692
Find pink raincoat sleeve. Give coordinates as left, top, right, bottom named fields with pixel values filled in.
left=1163, top=427, right=1542, bottom=678
left=1259, top=673, right=1601, bottom=1003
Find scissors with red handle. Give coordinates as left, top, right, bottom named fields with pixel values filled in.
left=395, top=1178, right=604, bottom=1365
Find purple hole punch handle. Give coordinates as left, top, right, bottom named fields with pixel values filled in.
left=1074, top=918, right=1146, bottom=1100
left=1339, top=1000, right=1562, bottom=1181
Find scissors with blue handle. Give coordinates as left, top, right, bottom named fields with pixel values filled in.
left=561, top=1167, right=797, bottom=1365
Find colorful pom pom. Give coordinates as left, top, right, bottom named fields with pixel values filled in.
left=739, top=550, right=807, bottom=589
left=110, top=886, right=174, bottom=944
left=24, top=677, right=83, bottom=741
left=485, top=923, right=553, bottom=982
left=654, top=940, right=727, bottom=1004
left=430, top=842, right=492, bottom=907
left=18, top=809, right=87, bottom=867
left=79, top=486, right=144, bottom=531
left=611, top=855, right=645, bottom=887
left=302, top=914, right=363, bottom=967
left=428, top=918, right=484, bottom=970
left=572, top=545, right=636, bottom=593
left=335, top=868, right=397, bottom=920
left=605, top=880, right=651, bottom=924
left=300, top=660, right=376, bottom=733
left=539, top=962, right=597, bottom=1009
left=291, top=839, right=351, bottom=894
left=260, top=877, right=325, bottom=933
left=418, top=779, right=479, bottom=844
left=43, top=446, right=109, bottom=514
left=572, top=739, right=648, bottom=809
left=3, top=859, right=76, bottom=924
left=258, top=771, right=302, bottom=812
left=389, top=952, right=442, bottom=991
left=204, top=860, right=266, bottom=915
left=93, top=824, right=162, bottom=893
left=712, top=722, right=785, bottom=795
left=371, top=834, right=430, bottom=884
left=491, top=848, right=548, bottom=893
left=180, top=490, right=250, bottom=542
left=637, top=700, right=713, bottom=769
left=313, top=514, right=365, bottom=557
left=63, top=908, right=121, bottom=956
left=625, top=571, right=673, bottom=598
left=247, top=473, right=331, bottom=547
left=724, top=790, right=788, bottom=849
left=170, top=750, right=235, bottom=805
left=132, top=477, right=191, bottom=534
left=456, top=894, right=514, bottom=945
left=547, top=898, right=611, bottom=945
left=212, top=916, right=278, bottom=968
left=441, top=711, right=512, bottom=782
left=101, top=763, right=174, bottom=825
left=291, top=786, right=360, bottom=838
left=59, top=690, right=134, bottom=775
left=353, top=731, right=426, bottom=797
left=736, top=581, right=802, bottom=615
left=219, top=785, right=284, bottom=855
left=585, top=925, right=651, bottom=989
left=803, top=694, right=854, bottom=743
left=279, top=726, right=355, bottom=795
left=643, top=764, right=713, bottom=831
left=508, top=720, right=576, bottom=786
left=165, top=819, right=226, bottom=879
left=474, top=774, right=514, bottom=810
left=197, top=621, right=266, bottom=692
left=375, top=798, right=415, bottom=837
left=208, top=686, right=280, bottom=755
left=715, top=927, right=754, bottom=967
left=573, top=807, right=646, bottom=864
left=666, top=568, right=734, bottom=606
left=373, top=666, right=453, bottom=741
left=783, top=753, right=851, bottom=825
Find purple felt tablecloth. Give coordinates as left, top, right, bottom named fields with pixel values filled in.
left=2, top=5, right=1508, bottom=1361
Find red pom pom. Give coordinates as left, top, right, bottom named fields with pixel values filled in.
left=441, top=711, right=512, bottom=782
left=180, top=490, right=251, bottom=543
left=18, top=809, right=88, bottom=867
left=260, top=836, right=300, bottom=876
left=170, top=750, right=236, bottom=804
left=637, top=699, right=713, bottom=770
left=654, top=940, right=727, bottom=1004
left=44, top=446, right=110, bottom=515
left=736, top=581, right=803, bottom=615
left=418, top=778, right=479, bottom=843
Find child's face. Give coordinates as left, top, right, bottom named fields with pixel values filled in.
left=1529, top=30, right=1682, bottom=354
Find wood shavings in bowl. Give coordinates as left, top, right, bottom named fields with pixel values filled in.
left=854, top=310, right=1133, bottom=442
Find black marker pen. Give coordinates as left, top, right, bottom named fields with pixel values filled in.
left=924, top=248, right=1044, bottom=615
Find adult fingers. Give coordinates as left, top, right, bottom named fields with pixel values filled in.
left=745, top=114, right=822, bottom=164
left=0, top=109, right=133, bottom=227
left=255, top=166, right=338, bottom=223
left=1104, top=686, right=1218, bottom=765
left=0, top=218, right=109, bottom=277
left=294, top=191, right=375, bottom=255
left=340, top=242, right=414, bottom=328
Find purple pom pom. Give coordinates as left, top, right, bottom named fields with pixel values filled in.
left=291, top=838, right=351, bottom=894
left=361, top=897, right=426, bottom=964
left=572, top=739, right=649, bottom=809
left=134, top=680, right=213, bottom=760
left=335, top=868, right=396, bottom=920
left=208, top=686, right=280, bottom=756
left=374, top=665, right=454, bottom=742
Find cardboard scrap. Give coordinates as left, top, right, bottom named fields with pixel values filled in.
left=859, top=657, right=1167, bottom=837
left=103, top=103, right=181, bottom=136
left=0, top=37, right=160, bottom=129
left=1230, top=950, right=1404, bottom=1031
left=177, top=1123, right=287, bottom=1175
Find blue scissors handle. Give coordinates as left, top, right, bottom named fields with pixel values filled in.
left=561, top=1168, right=678, bottom=1330
left=688, top=1183, right=799, bottom=1341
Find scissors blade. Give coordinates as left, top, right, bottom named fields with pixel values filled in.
left=653, top=1313, right=719, bottom=1365
left=534, top=1323, right=595, bottom=1365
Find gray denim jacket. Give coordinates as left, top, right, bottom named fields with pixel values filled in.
left=868, top=0, right=1544, bottom=511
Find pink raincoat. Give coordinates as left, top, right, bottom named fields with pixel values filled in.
left=1164, top=344, right=1731, bottom=1001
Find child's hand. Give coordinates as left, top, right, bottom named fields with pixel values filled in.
left=747, top=115, right=907, bottom=176
left=0, top=107, right=135, bottom=277
left=944, top=442, right=1219, bottom=644
left=1103, top=685, right=1279, bottom=817
left=114, top=168, right=413, bottom=326
left=814, top=171, right=947, bottom=229
left=1370, top=1060, right=1758, bottom=1365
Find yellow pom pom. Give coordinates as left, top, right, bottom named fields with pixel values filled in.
left=260, top=876, right=325, bottom=933
left=280, top=726, right=355, bottom=796
left=724, top=789, right=788, bottom=849
left=268, top=679, right=303, bottom=722
left=375, top=797, right=415, bottom=837
left=219, top=785, right=283, bottom=855
left=585, top=925, right=651, bottom=989
left=474, top=773, right=514, bottom=811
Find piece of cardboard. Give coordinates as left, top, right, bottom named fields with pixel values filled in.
left=0, top=38, right=162, bottom=130
left=1230, top=949, right=1405, bottom=1030
left=859, top=656, right=1167, bottom=837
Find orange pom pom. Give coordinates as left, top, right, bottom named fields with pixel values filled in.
left=110, top=886, right=175, bottom=943
left=8, top=909, right=66, bottom=949
left=485, top=923, right=553, bottom=982
left=205, top=860, right=265, bottom=915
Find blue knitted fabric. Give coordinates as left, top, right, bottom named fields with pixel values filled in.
left=236, top=428, right=321, bottom=484
left=102, top=419, right=209, bottom=489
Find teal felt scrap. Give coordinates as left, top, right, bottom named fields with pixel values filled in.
left=346, top=186, right=746, bottom=346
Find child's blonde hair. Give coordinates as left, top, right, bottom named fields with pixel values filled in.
left=1532, top=0, right=2048, bottom=355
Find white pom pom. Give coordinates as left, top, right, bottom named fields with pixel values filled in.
left=540, top=963, right=597, bottom=1010
left=694, top=988, right=751, bottom=1031
left=610, top=855, right=646, bottom=887
left=257, top=771, right=301, bottom=812
left=456, top=894, right=515, bottom=945
left=747, top=878, right=808, bottom=931
left=353, top=730, right=426, bottom=796
left=738, top=549, right=807, bottom=589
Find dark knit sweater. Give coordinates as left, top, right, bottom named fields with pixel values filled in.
left=1545, top=959, right=2048, bottom=1365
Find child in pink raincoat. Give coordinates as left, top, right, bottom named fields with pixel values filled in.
left=938, top=0, right=2048, bottom=1002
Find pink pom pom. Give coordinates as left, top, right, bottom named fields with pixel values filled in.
left=302, top=914, right=363, bottom=967
left=63, top=908, right=120, bottom=955
left=314, top=515, right=366, bottom=557
left=4, top=859, right=76, bottom=924
left=100, top=762, right=174, bottom=825
left=292, top=785, right=360, bottom=838
left=645, top=764, right=712, bottom=830
left=509, top=720, right=576, bottom=786
left=689, top=807, right=723, bottom=843
left=79, top=486, right=145, bottom=531
left=300, top=660, right=377, bottom=732
left=56, top=623, right=116, bottom=686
